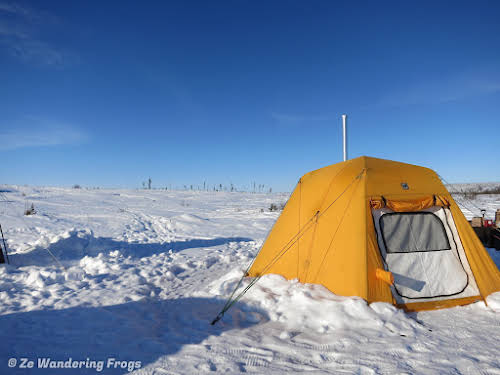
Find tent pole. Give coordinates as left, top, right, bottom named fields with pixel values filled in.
left=342, top=114, right=348, bottom=161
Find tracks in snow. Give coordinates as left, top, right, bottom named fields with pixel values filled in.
left=121, top=210, right=175, bottom=244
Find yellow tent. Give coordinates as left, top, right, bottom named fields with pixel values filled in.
left=248, top=156, right=500, bottom=311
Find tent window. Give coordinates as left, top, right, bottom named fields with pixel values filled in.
left=380, top=212, right=451, bottom=253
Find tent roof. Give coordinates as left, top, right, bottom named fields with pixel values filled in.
left=301, top=156, right=449, bottom=198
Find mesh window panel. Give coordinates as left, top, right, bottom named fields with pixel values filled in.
left=380, top=212, right=451, bottom=253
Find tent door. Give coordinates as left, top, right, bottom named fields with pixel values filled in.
left=372, top=207, right=479, bottom=303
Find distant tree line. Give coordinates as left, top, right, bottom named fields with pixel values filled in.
left=140, top=178, right=273, bottom=193
left=448, top=184, right=500, bottom=200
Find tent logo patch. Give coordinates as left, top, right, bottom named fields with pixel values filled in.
left=401, top=182, right=409, bottom=190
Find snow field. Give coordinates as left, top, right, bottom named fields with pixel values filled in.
left=0, top=185, right=499, bottom=374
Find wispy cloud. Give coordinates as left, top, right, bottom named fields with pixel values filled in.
left=271, top=112, right=333, bottom=126
left=5, top=38, right=65, bottom=65
left=0, top=20, right=27, bottom=38
left=0, top=2, right=32, bottom=17
left=373, top=68, right=500, bottom=108
left=0, top=124, right=88, bottom=151
left=0, top=1, right=69, bottom=66
left=0, top=2, right=48, bottom=20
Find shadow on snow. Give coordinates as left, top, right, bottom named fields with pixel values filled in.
left=0, top=296, right=266, bottom=374
left=9, top=232, right=253, bottom=267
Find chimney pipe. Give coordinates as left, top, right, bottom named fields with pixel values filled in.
left=342, top=114, right=347, bottom=161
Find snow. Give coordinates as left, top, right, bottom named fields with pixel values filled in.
left=0, top=185, right=499, bottom=374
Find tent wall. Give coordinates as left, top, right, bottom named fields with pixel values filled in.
left=307, top=176, right=367, bottom=298
left=248, top=158, right=371, bottom=299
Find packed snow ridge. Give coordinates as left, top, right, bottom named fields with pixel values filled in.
left=0, top=185, right=499, bottom=374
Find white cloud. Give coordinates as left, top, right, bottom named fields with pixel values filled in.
left=0, top=125, right=88, bottom=151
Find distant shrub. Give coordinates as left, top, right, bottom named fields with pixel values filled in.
left=463, top=191, right=478, bottom=200
left=454, top=188, right=500, bottom=200
left=24, top=203, right=36, bottom=216
left=269, top=202, right=286, bottom=212
left=449, top=183, right=500, bottom=200
left=480, top=187, right=500, bottom=194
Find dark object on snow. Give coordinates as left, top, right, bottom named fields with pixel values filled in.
left=24, top=203, right=36, bottom=216
left=471, top=226, right=500, bottom=250
left=0, top=224, right=7, bottom=264
left=492, top=229, right=500, bottom=251
left=473, top=226, right=490, bottom=245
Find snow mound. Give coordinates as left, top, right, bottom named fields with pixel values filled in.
left=210, top=272, right=422, bottom=337
left=34, top=227, right=93, bottom=250
left=176, top=213, right=210, bottom=222
left=80, top=254, right=111, bottom=275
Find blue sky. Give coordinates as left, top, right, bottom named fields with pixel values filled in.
left=1, top=1, right=499, bottom=192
